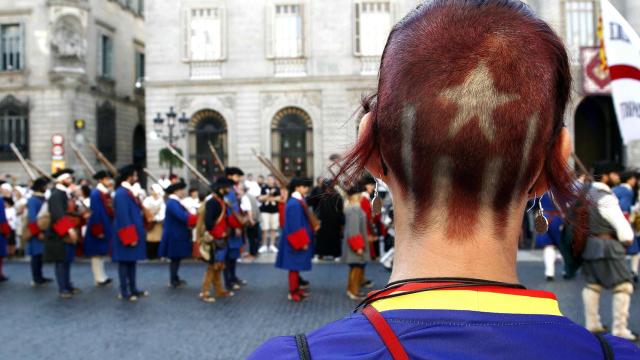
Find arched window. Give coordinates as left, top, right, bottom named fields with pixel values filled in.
left=271, top=107, right=313, bottom=177
left=189, top=109, right=228, bottom=179
left=96, top=101, right=116, bottom=162
left=0, top=95, right=29, bottom=160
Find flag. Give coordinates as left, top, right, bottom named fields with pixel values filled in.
left=600, top=0, right=640, bottom=144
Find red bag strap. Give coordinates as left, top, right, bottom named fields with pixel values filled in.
left=362, top=306, right=409, bottom=360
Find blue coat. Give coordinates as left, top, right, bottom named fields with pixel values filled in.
left=225, top=188, right=243, bottom=259
left=0, top=197, right=7, bottom=258
left=112, top=187, right=146, bottom=262
left=276, top=197, right=314, bottom=272
left=613, top=185, right=640, bottom=255
left=26, top=195, right=45, bottom=256
left=159, top=198, right=194, bottom=259
left=84, top=189, right=113, bottom=257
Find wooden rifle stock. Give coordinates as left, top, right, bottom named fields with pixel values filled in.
left=158, top=138, right=211, bottom=186
left=87, top=143, right=119, bottom=177
left=9, top=143, right=36, bottom=181
left=208, top=141, right=225, bottom=173
left=26, top=160, right=54, bottom=181
left=70, top=143, right=97, bottom=178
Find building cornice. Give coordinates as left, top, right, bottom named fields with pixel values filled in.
left=0, top=8, right=33, bottom=16
left=146, top=75, right=379, bottom=89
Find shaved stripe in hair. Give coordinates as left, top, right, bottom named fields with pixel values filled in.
left=511, top=113, right=540, bottom=201
left=425, top=157, right=453, bottom=230
left=402, top=104, right=417, bottom=191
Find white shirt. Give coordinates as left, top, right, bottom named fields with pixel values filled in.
left=240, top=195, right=252, bottom=213
left=292, top=191, right=303, bottom=200
left=143, top=195, right=165, bottom=222
left=245, top=180, right=262, bottom=198
left=593, top=182, right=634, bottom=243
left=181, top=196, right=200, bottom=215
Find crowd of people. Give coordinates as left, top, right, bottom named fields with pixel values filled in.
left=0, top=163, right=390, bottom=304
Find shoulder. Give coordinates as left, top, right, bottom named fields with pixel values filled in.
left=249, top=314, right=380, bottom=360
left=605, top=335, right=640, bottom=359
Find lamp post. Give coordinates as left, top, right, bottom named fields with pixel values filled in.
left=153, top=106, right=189, bottom=175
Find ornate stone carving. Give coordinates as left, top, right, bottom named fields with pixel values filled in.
left=51, top=15, right=86, bottom=69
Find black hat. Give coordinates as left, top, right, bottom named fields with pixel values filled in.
left=51, top=169, right=74, bottom=181
left=31, top=177, right=50, bottom=192
left=289, top=177, right=312, bottom=189
left=165, top=181, right=187, bottom=194
left=210, top=177, right=235, bottom=191
left=592, top=161, right=622, bottom=177
left=93, top=170, right=113, bottom=180
left=225, top=167, right=245, bottom=176
left=361, top=174, right=377, bottom=186
left=118, top=165, right=137, bottom=179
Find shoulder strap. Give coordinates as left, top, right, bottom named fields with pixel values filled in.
left=594, top=334, right=615, bottom=360
left=294, top=334, right=311, bottom=360
left=362, top=306, right=409, bottom=360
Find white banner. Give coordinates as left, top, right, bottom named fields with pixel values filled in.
left=601, top=0, right=640, bottom=144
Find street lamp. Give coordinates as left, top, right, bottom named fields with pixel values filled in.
left=153, top=106, right=190, bottom=174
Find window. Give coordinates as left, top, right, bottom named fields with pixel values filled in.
left=270, top=4, right=304, bottom=58
left=189, top=109, right=228, bottom=179
left=271, top=107, right=313, bottom=177
left=1, top=24, right=24, bottom=72
left=96, top=101, right=117, bottom=162
left=188, top=8, right=224, bottom=61
left=563, top=0, right=597, bottom=63
left=354, top=1, right=392, bottom=56
left=98, top=34, right=113, bottom=78
left=0, top=95, right=28, bottom=160
left=135, top=51, right=144, bottom=82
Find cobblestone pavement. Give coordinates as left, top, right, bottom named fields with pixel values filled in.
left=0, top=255, right=638, bottom=359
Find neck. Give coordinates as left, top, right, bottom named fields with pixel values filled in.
left=389, top=201, right=525, bottom=285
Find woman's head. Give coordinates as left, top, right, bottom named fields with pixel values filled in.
left=340, top=0, right=574, bottom=237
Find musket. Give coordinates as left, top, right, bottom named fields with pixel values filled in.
left=9, top=143, right=36, bottom=181
left=208, top=141, right=225, bottom=173
left=87, top=143, right=119, bottom=177
left=571, top=153, right=594, bottom=183
left=69, top=143, right=97, bottom=178
left=251, top=149, right=289, bottom=187
left=143, top=168, right=160, bottom=185
left=159, top=139, right=211, bottom=186
left=26, top=159, right=54, bottom=181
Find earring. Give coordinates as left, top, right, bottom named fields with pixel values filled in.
left=371, top=176, right=382, bottom=216
left=534, top=195, right=549, bottom=234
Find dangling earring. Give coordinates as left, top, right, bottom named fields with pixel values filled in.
left=533, top=194, right=549, bottom=234
left=371, top=176, right=382, bottom=216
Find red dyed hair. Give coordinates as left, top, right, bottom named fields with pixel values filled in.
left=339, top=0, right=574, bottom=235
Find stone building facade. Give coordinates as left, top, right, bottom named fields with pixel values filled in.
left=0, top=0, right=145, bottom=182
left=145, top=0, right=640, bottom=185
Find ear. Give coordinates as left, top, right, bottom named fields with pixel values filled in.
left=530, top=127, right=572, bottom=196
left=359, top=112, right=386, bottom=179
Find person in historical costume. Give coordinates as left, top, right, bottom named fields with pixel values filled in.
left=342, top=183, right=370, bottom=300
left=250, top=1, right=640, bottom=358
left=142, top=184, right=165, bottom=260
left=275, top=177, right=314, bottom=303
left=582, top=163, right=637, bottom=341
left=613, top=171, right=640, bottom=283
left=224, top=167, right=247, bottom=291
left=534, top=193, right=564, bottom=281
left=0, top=181, right=10, bottom=282
left=84, top=171, right=114, bottom=287
left=159, top=181, right=197, bottom=288
left=44, top=169, right=80, bottom=298
left=25, top=177, right=53, bottom=286
left=314, top=179, right=344, bottom=259
left=195, top=177, right=236, bottom=303
left=112, top=165, right=149, bottom=302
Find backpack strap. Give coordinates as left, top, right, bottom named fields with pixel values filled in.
left=294, top=334, right=311, bottom=360
left=594, top=333, right=615, bottom=360
left=362, top=305, right=409, bottom=360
